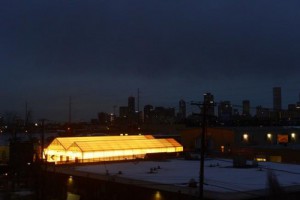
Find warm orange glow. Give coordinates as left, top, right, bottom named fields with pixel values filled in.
left=277, top=134, right=288, bottom=143
left=44, top=135, right=183, bottom=164
left=267, top=133, right=272, bottom=139
left=67, top=176, right=73, bottom=185
left=154, top=191, right=162, bottom=200
left=256, top=158, right=266, bottom=162
left=220, top=145, right=224, bottom=153
left=243, top=133, right=249, bottom=141
left=291, top=133, right=296, bottom=139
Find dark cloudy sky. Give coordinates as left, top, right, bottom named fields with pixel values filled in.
left=1, top=0, right=300, bottom=122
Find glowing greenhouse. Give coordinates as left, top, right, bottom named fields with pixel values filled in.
left=44, top=135, right=183, bottom=164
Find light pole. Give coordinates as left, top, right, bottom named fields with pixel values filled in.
left=40, top=119, right=46, bottom=162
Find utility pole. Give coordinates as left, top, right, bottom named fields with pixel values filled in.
left=137, top=88, right=140, bottom=113
left=67, top=96, right=72, bottom=134
left=39, top=118, right=47, bottom=200
left=137, top=88, right=140, bottom=128
left=40, top=119, right=45, bottom=161
left=25, top=101, right=28, bottom=128
left=191, top=100, right=207, bottom=200
left=200, top=103, right=206, bottom=199
left=68, top=96, right=72, bottom=126
left=113, top=105, right=117, bottom=116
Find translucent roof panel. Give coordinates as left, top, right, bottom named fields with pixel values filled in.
left=45, top=135, right=183, bottom=164
left=47, top=135, right=153, bottom=150
left=47, top=138, right=69, bottom=150
left=69, top=139, right=182, bottom=153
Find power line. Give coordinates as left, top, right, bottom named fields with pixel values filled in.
left=204, top=182, right=263, bottom=198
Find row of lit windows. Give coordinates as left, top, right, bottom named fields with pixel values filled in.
left=242, top=132, right=297, bottom=142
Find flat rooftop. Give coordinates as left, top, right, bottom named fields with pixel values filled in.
left=73, top=158, right=300, bottom=199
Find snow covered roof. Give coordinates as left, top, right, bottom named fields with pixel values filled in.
left=75, top=158, right=300, bottom=199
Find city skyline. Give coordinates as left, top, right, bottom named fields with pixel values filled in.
left=1, top=0, right=300, bottom=121
left=1, top=87, right=300, bottom=123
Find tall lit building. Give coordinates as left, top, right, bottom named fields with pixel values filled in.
left=119, top=106, right=128, bottom=118
left=242, top=100, right=250, bottom=116
left=273, top=87, right=282, bottom=111
left=128, top=96, right=135, bottom=115
left=256, top=106, right=270, bottom=120
left=297, top=93, right=300, bottom=109
left=203, top=93, right=215, bottom=117
left=144, top=104, right=153, bottom=123
left=218, top=101, right=232, bottom=122
left=178, top=99, right=186, bottom=120
left=98, top=112, right=109, bottom=125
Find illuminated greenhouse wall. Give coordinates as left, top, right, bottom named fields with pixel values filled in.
left=44, top=135, right=183, bottom=164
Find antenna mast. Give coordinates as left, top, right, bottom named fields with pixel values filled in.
left=68, top=96, right=72, bottom=125
left=137, top=88, right=140, bottom=113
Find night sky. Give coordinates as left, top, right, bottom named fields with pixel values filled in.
left=1, top=0, right=300, bottom=122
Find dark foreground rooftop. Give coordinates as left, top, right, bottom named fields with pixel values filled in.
left=46, top=158, right=300, bottom=199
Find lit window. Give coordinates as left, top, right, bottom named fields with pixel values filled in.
left=154, top=191, right=161, bottom=200
left=267, top=133, right=272, bottom=140
left=68, top=176, right=73, bottom=185
left=221, top=145, right=225, bottom=153
left=243, top=133, right=249, bottom=141
left=256, top=158, right=266, bottom=162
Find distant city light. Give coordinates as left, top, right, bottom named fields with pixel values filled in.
left=68, top=176, right=73, bottom=185
left=256, top=158, right=266, bottom=162
left=243, top=133, right=249, bottom=141
left=221, top=145, right=225, bottom=153
left=267, top=133, right=272, bottom=139
left=291, top=133, right=296, bottom=139
left=154, top=191, right=162, bottom=200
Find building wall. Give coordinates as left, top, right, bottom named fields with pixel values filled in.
left=43, top=169, right=199, bottom=200
left=273, top=87, right=282, bottom=111
left=180, top=128, right=235, bottom=153
left=233, top=127, right=300, bottom=147
left=181, top=127, right=300, bottom=163
left=0, top=146, right=9, bottom=163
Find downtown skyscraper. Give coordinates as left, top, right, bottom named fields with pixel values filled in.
left=273, top=87, right=282, bottom=111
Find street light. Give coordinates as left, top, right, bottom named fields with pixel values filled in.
left=291, top=133, right=296, bottom=141
left=243, top=133, right=249, bottom=142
